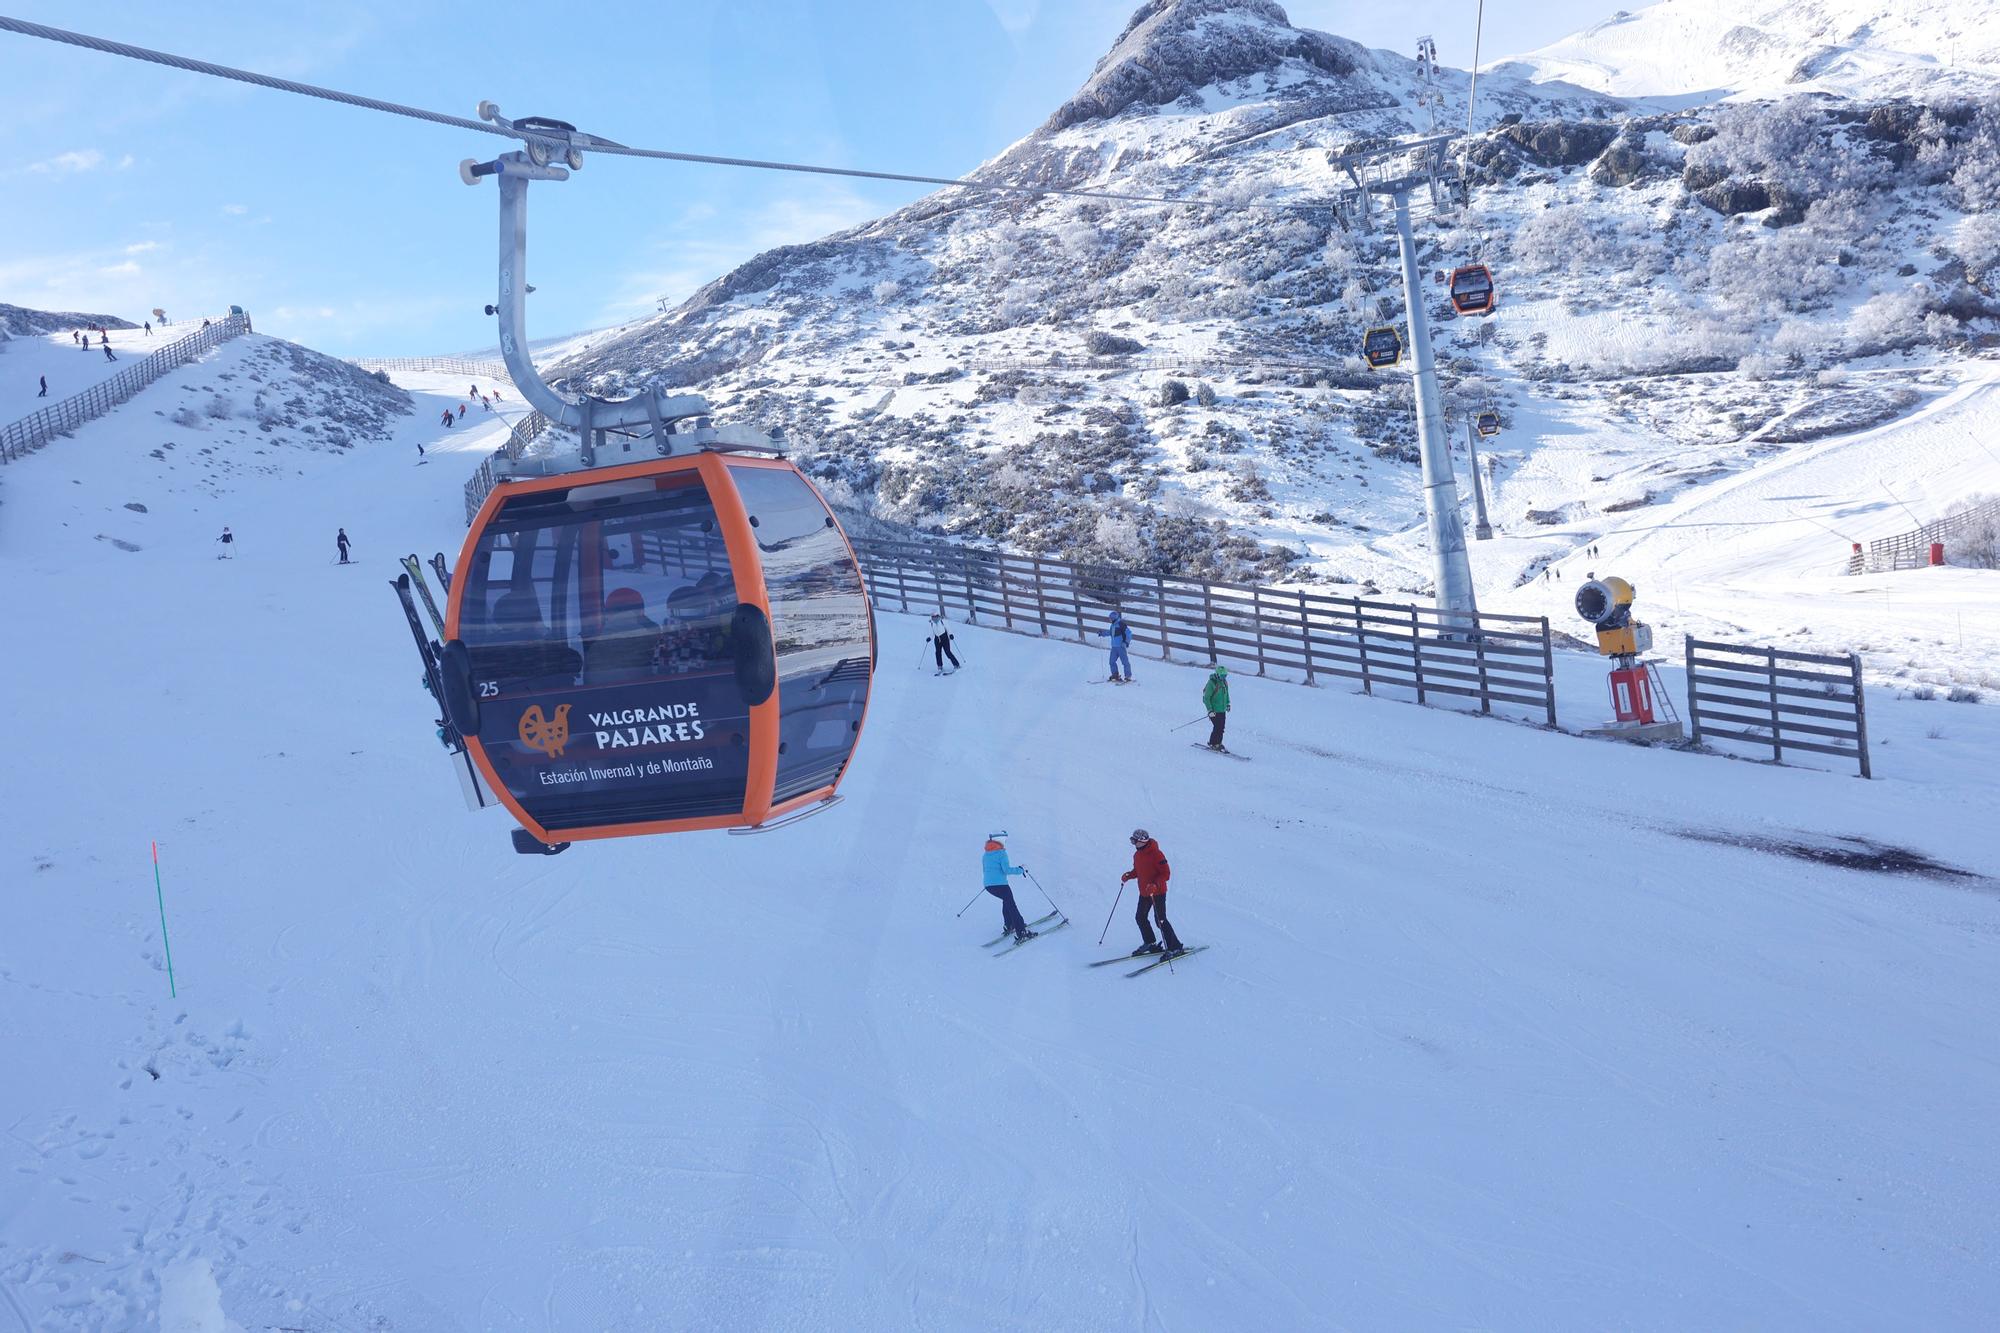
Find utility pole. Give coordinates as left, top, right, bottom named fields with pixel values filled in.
left=1464, top=418, right=1493, bottom=540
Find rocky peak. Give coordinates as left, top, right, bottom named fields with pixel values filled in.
left=1042, top=0, right=1361, bottom=133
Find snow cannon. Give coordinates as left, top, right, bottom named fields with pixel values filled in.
left=1574, top=576, right=1681, bottom=743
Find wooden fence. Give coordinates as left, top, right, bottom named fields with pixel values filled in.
left=1850, top=495, right=2000, bottom=573
left=855, top=538, right=1557, bottom=726
left=461, top=409, right=557, bottom=522
left=1, top=314, right=251, bottom=464
left=1684, top=637, right=1870, bottom=777
left=349, top=354, right=514, bottom=383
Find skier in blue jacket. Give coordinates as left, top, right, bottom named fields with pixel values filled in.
left=983, top=836, right=1036, bottom=942
left=1103, top=609, right=1134, bottom=683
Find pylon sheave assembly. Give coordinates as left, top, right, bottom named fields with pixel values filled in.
left=409, top=105, right=875, bottom=854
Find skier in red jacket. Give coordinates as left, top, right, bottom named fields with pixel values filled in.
left=1120, top=829, right=1184, bottom=956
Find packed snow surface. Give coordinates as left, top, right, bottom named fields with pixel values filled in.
left=2, top=357, right=1999, bottom=1328
left=1496, top=0, right=2000, bottom=102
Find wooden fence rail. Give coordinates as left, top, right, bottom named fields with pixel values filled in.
left=1684, top=636, right=1870, bottom=777
left=1850, top=496, right=2000, bottom=573
left=1, top=314, right=251, bottom=464
left=854, top=538, right=1558, bottom=726
left=461, top=409, right=556, bottom=522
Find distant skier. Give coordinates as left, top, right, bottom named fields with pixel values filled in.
left=417, top=439, right=427, bottom=457
left=217, top=526, right=235, bottom=559
left=336, top=528, right=351, bottom=564
left=1202, top=663, right=1231, bottom=752
left=144, top=321, right=152, bottom=335
left=1103, top=609, right=1134, bottom=683
left=927, top=613, right=960, bottom=673
left=492, top=388, right=504, bottom=403
left=470, top=383, right=478, bottom=398
left=1120, top=829, right=1183, bottom=957
left=102, top=343, right=116, bottom=362
left=983, top=836, right=1036, bottom=943
left=70, top=330, right=79, bottom=345
left=457, top=403, right=467, bottom=421
left=100, top=331, right=109, bottom=347
left=37, top=375, right=47, bottom=397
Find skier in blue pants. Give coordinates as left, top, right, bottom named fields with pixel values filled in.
left=1103, top=609, right=1134, bottom=682
left=982, top=836, right=1036, bottom=943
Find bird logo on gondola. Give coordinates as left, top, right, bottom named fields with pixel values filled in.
left=518, top=703, right=571, bottom=757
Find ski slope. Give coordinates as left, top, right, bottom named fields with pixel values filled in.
left=0, top=324, right=171, bottom=424
left=1482, top=362, right=2000, bottom=692
left=3, top=355, right=2000, bottom=1329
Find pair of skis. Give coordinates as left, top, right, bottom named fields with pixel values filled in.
left=1091, top=944, right=1210, bottom=977
left=986, top=910, right=1069, bottom=955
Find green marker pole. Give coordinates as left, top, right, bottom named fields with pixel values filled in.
left=151, top=840, right=177, bottom=998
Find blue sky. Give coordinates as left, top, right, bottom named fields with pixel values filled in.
left=0, top=1, right=1611, bottom=356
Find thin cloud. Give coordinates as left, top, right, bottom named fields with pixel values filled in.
left=99, top=260, right=142, bottom=277
left=124, top=241, right=162, bottom=255
left=28, top=149, right=106, bottom=175
left=220, top=203, right=250, bottom=216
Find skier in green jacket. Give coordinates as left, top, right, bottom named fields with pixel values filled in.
left=1202, top=664, right=1230, bottom=752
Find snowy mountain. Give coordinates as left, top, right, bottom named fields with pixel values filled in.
left=542, top=0, right=2000, bottom=617
left=0, top=301, right=138, bottom=337
left=1494, top=0, right=2000, bottom=103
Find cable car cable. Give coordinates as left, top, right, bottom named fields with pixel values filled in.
left=0, top=15, right=1332, bottom=217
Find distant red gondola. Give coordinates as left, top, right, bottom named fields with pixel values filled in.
left=1449, top=264, right=1495, bottom=316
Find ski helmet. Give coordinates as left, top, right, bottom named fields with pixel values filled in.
left=1129, top=828, right=1150, bottom=846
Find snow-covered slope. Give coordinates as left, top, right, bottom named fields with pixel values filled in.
left=2, top=354, right=2000, bottom=1326
left=0, top=323, right=186, bottom=424
left=0, top=303, right=138, bottom=338
left=1495, top=0, right=2000, bottom=103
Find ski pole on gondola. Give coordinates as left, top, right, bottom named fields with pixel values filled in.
left=1022, top=868, right=1064, bottom=917
left=1097, top=878, right=1126, bottom=946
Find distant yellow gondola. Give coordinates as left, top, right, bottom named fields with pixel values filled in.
left=1362, top=325, right=1403, bottom=369
left=1475, top=409, right=1502, bottom=437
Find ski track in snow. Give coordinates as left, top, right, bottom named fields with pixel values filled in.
left=0, top=356, right=1998, bottom=1327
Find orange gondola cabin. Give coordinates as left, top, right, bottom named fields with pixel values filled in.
left=436, top=454, right=874, bottom=851
left=1448, top=264, right=1496, bottom=316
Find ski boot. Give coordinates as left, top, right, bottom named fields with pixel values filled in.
left=1132, top=941, right=1164, bottom=956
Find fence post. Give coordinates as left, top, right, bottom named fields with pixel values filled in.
left=998, top=553, right=1016, bottom=630
left=895, top=555, right=909, bottom=614
left=1410, top=605, right=1426, bottom=704
left=1540, top=617, right=1557, bottom=728
left=1072, top=568, right=1088, bottom=643
left=1474, top=618, right=1491, bottom=715
left=1251, top=587, right=1267, bottom=676
left=1031, top=555, right=1049, bottom=636
left=961, top=551, right=978, bottom=624
left=1685, top=637, right=1703, bottom=746
left=1355, top=598, right=1371, bottom=695
left=1202, top=583, right=1217, bottom=663
left=1298, top=592, right=1315, bottom=686
left=1766, top=646, right=1783, bottom=764
left=1155, top=577, right=1170, bottom=661
left=1849, top=651, right=1871, bottom=779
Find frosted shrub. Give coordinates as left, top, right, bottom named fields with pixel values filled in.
left=1512, top=205, right=1609, bottom=275
left=204, top=394, right=233, bottom=419
left=1707, top=229, right=1842, bottom=312
left=1944, top=493, right=1999, bottom=568
left=1951, top=212, right=2000, bottom=283
left=1057, top=221, right=1104, bottom=258
left=871, top=279, right=903, bottom=303
left=1846, top=288, right=1929, bottom=351
left=1737, top=350, right=1789, bottom=380
left=1771, top=318, right=1836, bottom=366
left=170, top=406, right=202, bottom=429
left=1092, top=508, right=1145, bottom=562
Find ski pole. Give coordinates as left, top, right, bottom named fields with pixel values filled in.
left=1022, top=868, right=1064, bottom=917
left=1170, top=716, right=1208, bottom=732
left=954, top=888, right=987, bottom=918
left=1097, top=879, right=1126, bottom=946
